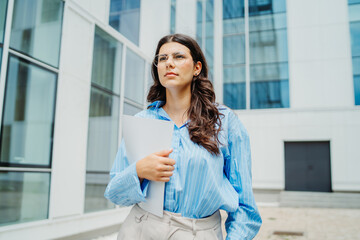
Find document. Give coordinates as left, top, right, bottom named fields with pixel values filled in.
left=122, top=115, right=174, bottom=217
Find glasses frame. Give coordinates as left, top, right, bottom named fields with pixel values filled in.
left=153, top=51, right=194, bottom=67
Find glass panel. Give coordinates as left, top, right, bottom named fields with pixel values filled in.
left=85, top=88, right=119, bottom=212
left=250, top=62, right=289, bottom=109
left=223, top=66, right=246, bottom=109
left=249, top=13, right=287, bottom=32
left=0, top=47, right=2, bottom=70
left=249, top=0, right=286, bottom=16
left=0, top=56, right=56, bottom=166
left=223, top=17, right=245, bottom=35
left=124, top=102, right=143, bottom=116
left=349, top=0, right=360, bottom=5
left=348, top=4, right=360, bottom=22
left=250, top=29, right=288, bottom=64
left=350, top=22, right=360, bottom=57
left=85, top=173, right=114, bottom=212
left=354, top=75, right=360, bottom=105
left=124, top=48, right=145, bottom=104
left=223, top=0, right=244, bottom=19
left=223, top=35, right=245, bottom=65
left=10, top=0, right=63, bottom=67
left=91, top=27, right=122, bottom=95
left=170, top=0, right=176, bottom=34
left=0, top=0, right=8, bottom=43
left=196, top=0, right=202, bottom=47
left=109, top=0, right=140, bottom=45
left=0, top=171, right=50, bottom=226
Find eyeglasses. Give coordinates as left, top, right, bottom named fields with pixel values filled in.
left=153, top=52, right=190, bottom=67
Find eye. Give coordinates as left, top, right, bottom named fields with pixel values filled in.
left=174, top=54, right=185, bottom=59
left=158, top=55, right=167, bottom=61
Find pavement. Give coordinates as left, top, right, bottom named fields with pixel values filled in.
left=92, top=206, right=360, bottom=240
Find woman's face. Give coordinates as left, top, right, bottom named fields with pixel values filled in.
left=157, top=42, right=201, bottom=91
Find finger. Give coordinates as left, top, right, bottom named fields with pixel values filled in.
left=160, top=171, right=173, bottom=177
left=158, top=177, right=170, bottom=182
left=162, top=158, right=176, bottom=166
left=159, top=164, right=175, bottom=171
left=154, top=148, right=173, bottom=157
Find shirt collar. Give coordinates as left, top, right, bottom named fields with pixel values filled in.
left=147, top=100, right=165, bottom=109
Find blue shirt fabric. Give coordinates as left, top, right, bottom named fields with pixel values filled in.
left=104, top=100, right=262, bottom=239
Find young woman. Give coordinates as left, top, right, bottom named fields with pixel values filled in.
left=105, top=34, right=262, bottom=240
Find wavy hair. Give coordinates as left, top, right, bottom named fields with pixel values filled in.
left=147, top=34, right=223, bottom=155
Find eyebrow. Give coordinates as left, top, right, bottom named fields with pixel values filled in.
left=158, top=51, right=185, bottom=56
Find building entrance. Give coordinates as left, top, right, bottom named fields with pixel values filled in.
left=284, top=141, right=332, bottom=192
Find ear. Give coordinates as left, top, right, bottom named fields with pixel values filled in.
left=193, top=61, right=202, bottom=76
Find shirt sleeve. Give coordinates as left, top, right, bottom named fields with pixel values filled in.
left=224, top=111, right=262, bottom=240
left=104, top=140, right=150, bottom=206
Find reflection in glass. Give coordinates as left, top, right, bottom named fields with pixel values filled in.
left=249, top=0, right=289, bottom=109
left=10, top=0, right=63, bottom=67
left=109, top=0, right=140, bottom=45
left=348, top=1, right=360, bottom=105
left=223, top=66, right=246, bottom=109
left=196, top=0, right=214, bottom=80
left=170, top=0, right=176, bottom=34
left=91, top=27, right=122, bottom=94
left=223, top=0, right=246, bottom=109
left=0, top=0, right=7, bottom=43
left=125, top=48, right=145, bottom=104
left=0, top=56, right=57, bottom=166
left=0, top=171, right=50, bottom=226
left=124, top=102, right=142, bottom=116
left=85, top=88, right=119, bottom=212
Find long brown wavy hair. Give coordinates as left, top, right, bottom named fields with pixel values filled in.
left=147, top=34, right=223, bottom=155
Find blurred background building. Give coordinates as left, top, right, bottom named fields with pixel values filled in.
left=0, top=0, right=359, bottom=239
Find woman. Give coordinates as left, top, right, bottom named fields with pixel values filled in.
left=104, top=34, right=262, bottom=240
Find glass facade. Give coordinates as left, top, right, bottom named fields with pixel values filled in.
left=222, top=0, right=289, bottom=109
left=0, top=171, right=50, bottom=226
left=0, top=56, right=57, bottom=167
left=0, top=0, right=62, bottom=227
left=348, top=0, right=360, bottom=105
left=196, top=0, right=214, bottom=80
left=109, top=0, right=140, bottom=45
left=10, top=0, right=64, bottom=67
left=0, top=0, right=7, bottom=44
left=85, top=27, right=122, bottom=212
left=124, top=48, right=145, bottom=105
left=223, top=0, right=246, bottom=109
left=170, top=0, right=176, bottom=34
left=249, top=0, right=289, bottom=109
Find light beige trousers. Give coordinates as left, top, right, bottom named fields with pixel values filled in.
left=117, top=204, right=223, bottom=240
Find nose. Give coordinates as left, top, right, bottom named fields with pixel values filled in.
left=165, top=56, right=175, bottom=68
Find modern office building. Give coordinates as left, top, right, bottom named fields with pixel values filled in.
left=0, top=0, right=359, bottom=239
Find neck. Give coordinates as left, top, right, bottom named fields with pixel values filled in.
left=163, top=87, right=191, bottom=116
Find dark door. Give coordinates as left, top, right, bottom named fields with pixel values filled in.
left=285, top=141, right=332, bottom=192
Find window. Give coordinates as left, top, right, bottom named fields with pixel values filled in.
left=170, top=0, right=176, bottom=34
left=223, top=0, right=245, bottom=109
left=0, top=0, right=8, bottom=70
left=0, top=171, right=50, bottom=226
left=109, top=0, right=141, bottom=45
left=10, top=0, right=64, bottom=67
left=0, top=56, right=57, bottom=167
left=348, top=0, right=360, bottom=105
left=85, top=27, right=122, bottom=212
left=124, top=48, right=145, bottom=105
left=0, top=55, right=56, bottom=225
left=197, top=0, right=214, bottom=80
left=222, top=0, right=289, bottom=109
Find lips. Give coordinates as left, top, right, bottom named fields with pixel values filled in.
left=165, top=72, right=178, bottom=76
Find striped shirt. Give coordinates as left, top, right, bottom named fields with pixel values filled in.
left=104, top=100, right=262, bottom=239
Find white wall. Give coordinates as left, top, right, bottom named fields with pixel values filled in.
left=139, top=0, right=171, bottom=58
left=238, top=108, right=360, bottom=191
left=49, top=5, right=94, bottom=219
left=72, top=0, right=110, bottom=24
left=287, top=0, right=354, bottom=109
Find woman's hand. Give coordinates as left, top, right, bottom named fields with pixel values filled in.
left=136, top=149, right=175, bottom=182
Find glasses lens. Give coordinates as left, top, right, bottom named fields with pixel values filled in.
left=154, top=52, right=187, bottom=67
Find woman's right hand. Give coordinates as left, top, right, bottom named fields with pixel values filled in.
left=136, top=149, right=175, bottom=182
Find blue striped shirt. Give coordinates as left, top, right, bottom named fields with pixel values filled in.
left=104, top=100, right=262, bottom=239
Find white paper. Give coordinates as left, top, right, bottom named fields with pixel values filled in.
left=122, top=115, right=173, bottom=217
